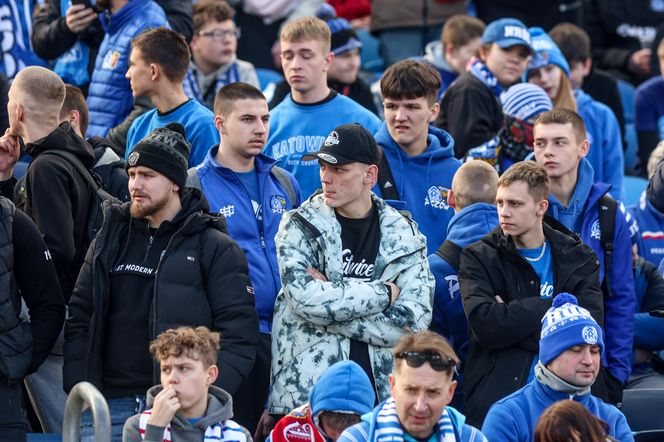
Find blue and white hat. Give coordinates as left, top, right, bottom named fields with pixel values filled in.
left=501, top=83, right=553, bottom=122
left=526, top=27, right=570, bottom=78
left=539, top=293, right=605, bottom=366
left=481, top=18, right=533, bottom=53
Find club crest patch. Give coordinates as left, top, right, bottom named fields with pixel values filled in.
left=128, top=151, right=140, bottom=166
left=590, top=219, right=601, bottom=240
left=582, top=325, right=598, bottom=345
left=324, top=130, right=340, bottom=147
left=270, top=195, right=287, bottom=214
left=424, top=185, right=450, bottom=210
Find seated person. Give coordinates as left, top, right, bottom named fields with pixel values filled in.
left=268, top=360, right=374, bottom=442
left=338, top=331, right=487, bottom=442
left=482, top=293, right=633, bottom=442
left=535, top=400, right=617, bottom=442
left=123, top=326, right=252, bottom=441
left=631, top=155, right=664, bottom=273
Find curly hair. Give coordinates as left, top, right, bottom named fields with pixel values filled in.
left=150, top=326, right=221, bottom=367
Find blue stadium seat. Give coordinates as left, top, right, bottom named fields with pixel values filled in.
left=623, top=175, right=648, bottom=207
left=357, top=29, right=384, bottom=73
left=619, top=388, right=664, bottom=434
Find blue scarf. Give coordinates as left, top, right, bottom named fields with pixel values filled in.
left=372, top=397, right=459, bottom=442
left=467, top=57, right=503, bottom=98
left=183, top=62, right=240, bottom=105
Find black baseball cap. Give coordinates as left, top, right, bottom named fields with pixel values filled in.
left=302, top=124, right=380, bottom=166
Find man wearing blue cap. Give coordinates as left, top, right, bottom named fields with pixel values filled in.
left=482, top=293, right=633, bottom=442
left=436, top=18, right=533, bottom=158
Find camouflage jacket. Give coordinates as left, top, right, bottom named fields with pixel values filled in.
left=269, top=193, right=434, bottom=414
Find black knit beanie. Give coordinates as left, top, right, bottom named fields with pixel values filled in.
left=126, top=122, right=191, bottom=193
left=647, top=159, right=664, bottom=213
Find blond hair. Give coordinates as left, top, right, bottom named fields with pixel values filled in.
left=498, top=161, right=550, bottom=203
left=13, top=66, right=65, bottom=121
left=280, top=16, right=331, bottom=53
left=452, top=160, right=499, bottom=210
left=551, top=72, right=577, bottom=112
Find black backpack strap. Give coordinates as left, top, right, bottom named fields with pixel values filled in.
left=43, top=150, right=101, bottom=191
left=377, top=153, right=400, bottom=200
left=271, top=166, right=299, bottom=208
left=434, top=240, right=463, bottom=272
left=599, top=194, right=617, bottom=297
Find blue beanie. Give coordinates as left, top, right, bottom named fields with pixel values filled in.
left=501, top=83, right=553, bottom=122
left=526, top=27, right=570, bottom=79
left=539, top=293, right=604, bottom=366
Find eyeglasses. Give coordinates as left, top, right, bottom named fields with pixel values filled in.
left=395, top=351, right=456, bottom=372
left=198, top=28, right=241, bottom=40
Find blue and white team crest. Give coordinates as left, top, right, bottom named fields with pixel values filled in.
left=590, top=219, right=601, bottom=240
left=425, top=186, right=450, bottom=210
left=270, top=195, right=287, bottom=214
left=582, top=326, right=599, bottom=345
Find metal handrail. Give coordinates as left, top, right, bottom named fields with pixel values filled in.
left=62, top=382, right=111, bottom=442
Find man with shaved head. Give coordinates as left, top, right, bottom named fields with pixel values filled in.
left=427, top=160, right=499, bottom=410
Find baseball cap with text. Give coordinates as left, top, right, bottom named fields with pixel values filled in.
left=481, top=18, right=533, bottom=54
left=302, top=124, right=380, bottom=166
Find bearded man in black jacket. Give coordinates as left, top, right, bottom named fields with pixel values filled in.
left=64, top=122, right=258, bottom=440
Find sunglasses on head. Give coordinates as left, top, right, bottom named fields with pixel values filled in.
left=395, top=351, right=456, bottom=372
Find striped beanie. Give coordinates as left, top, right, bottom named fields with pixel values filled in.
left=501, top=83, right=553, bottom=122
left=539, top=293, right=604, bottom=366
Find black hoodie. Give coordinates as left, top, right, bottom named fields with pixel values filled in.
left=23, top=122, right=96, bottom=301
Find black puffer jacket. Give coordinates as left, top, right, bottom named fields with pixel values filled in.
left=459, top=223, right=604, bottom=427
left=63, top=188, right=258, bottom=395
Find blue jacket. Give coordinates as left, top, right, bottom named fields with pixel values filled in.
left=630, top=193, right=664, bottom=274
left=374, top=123, right=461, bottom=253
left=428, top=203, right=499, bottom=372
left=86, top=0, right=168, bottom=137
left=338, top=401, right=487, bottom=442
left=192, top=149, right=301, bottom=333
left=575, top=88, right=625, bottom=201
left=482, top=378, right=633, bottom=442
left=547, top=158, right=636, bottom=383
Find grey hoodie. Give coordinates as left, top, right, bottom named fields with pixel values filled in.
left=123, top=385, right=252, bottom=442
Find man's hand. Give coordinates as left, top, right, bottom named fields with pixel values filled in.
left=385, top=281, right=400, bottom=304
left=254, top=409, right=276, bottom=442
left=308, top=268, right=327, bottom=282
left=148, top=387, right=180, bottom=427
left=628, top=48, right=651, bottom=76
left=0, top=130, right=20, bottom=181
left=65, top=4, right=98, bottom=33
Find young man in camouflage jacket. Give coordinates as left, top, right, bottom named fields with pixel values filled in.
left=268, top=124, right=434, bottom=417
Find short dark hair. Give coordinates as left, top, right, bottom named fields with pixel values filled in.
left=318, top=411, right=361, bottom=436
left=498, top=161, right=550, bottom=203
left=380, top=60, right=442, bottom=105
left=214, top=82, right=266, bottom=116
left=60, top=84, right=89, bottom=136
left=193, top=0, right=235, bottom=34
left=534, top=108, right=587, bottom=143
left=131, top=27, right=191, bottom=83
left=442, top=15, right=485, bottom=48
left=548, top=23, right=591, bottom=63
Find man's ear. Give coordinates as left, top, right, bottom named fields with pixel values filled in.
left=214, top=114, right=225, bottom=133
left=207, top=364, right=219, bottom=385
left=579, top=138, right=590, bottom=158
left=150, top=63, right=159, bottom=81
left=322, top=51, right=334, bottom=72
left=428, top=101, right=440, bottom=123
left=365, top=164, right=378, bottom=186
left=448, top=189, right=456, bottom=209
left=388, top=373, right=396, bottom=396
left=537, top=198, right=549, bottom=216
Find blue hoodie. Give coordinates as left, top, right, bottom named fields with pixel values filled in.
left=547, top=158, right=636, bottom=383
left=630, top=193, right=664, bottom=274
left=309, top=360, right=375, bottom=435
left=191, top=148, right=302, bottom=333
left=338, top=401, right=487, bottom=442
left=575, top=88, right=625, bottom=202
left=374, top=123, right=461, bottom=253
left=427, top=203, right=499, bottom=409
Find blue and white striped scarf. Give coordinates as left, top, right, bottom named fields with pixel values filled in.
left=138, top=410, right=248, bottom=442
left=373, top=398, right=458, bottom=442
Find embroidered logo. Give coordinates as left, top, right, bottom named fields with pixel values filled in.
left=324, top=130, right=340, bottom=147
left=424, top=185, right=450, bottom=210
left=283, top=422, right=315, bottom=442
left=590, top=219, right=601, bottom=240
left=270, top=195, right=287, bottom=214
left=128, top=151, right=140, bottom=166
left=582, top=325, right=598, bottom=345
left=102, top=50, right=121, bottom=69
left=218, top=205, right=235, bottom=218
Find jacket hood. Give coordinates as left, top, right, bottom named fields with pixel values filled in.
left=146, top=384, right=234, bottom=429
left=446, top=203, right=499, bottom=247
left=573, top=88, right=593, bottom=112
left=26, top=122, right=95, bottom=168
left=309, top=361, right=374, bottom=434
left=423, top=41, right=455, bottom=73
left=547, top=158, right=595, bottom=232
left=376, top=123, right=455, bottom=162
left=88, top=136, right=124, bottom=166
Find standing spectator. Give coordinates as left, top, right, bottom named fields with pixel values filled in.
left=269, top=124, right=433, bottom=416
left=635, top=39, right=664, bottom=174
left=370, top=0, right=466, bottom=67
left=185, top=0, right=259, bottom=112
left=270, top=12, right=377, bottom=115
left=526, top=28, right=625, bottom=201
left=64, top=123, right=259, bottom=440
left=85, top=0, right=168, bottom=138
left=631, top=157, right=664, bottom=273
left=124, top=28, right=219, bottom=167
left=436, top=18, right=533, bottom=159
left=262, top=17, right=381, bottom=198
left=475, top=0, right=582, bottom=31
left=337, top=331, right=487, bottom=442
left=459, top=161, right=604, bottom=426
left=374, top=60, right=461, bottom=252
left=533, top=108, right=636, bottom=404
left=422, top=15, right=485, bottom=99
left=31, top=0, right=193, bottom=91
left=188, top=82, right=300, bottom=432
left=428, top=160, right=499, bottom=410
left=482, top=293, right=633, bottom=442
left=583, top=0, right=664, bottom=85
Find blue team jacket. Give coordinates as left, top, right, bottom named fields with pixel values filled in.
left=192, top=149, right=301, bottom=333
left=630, top=193, right=664, bottom=274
